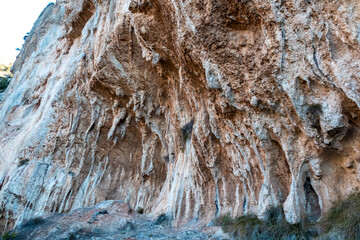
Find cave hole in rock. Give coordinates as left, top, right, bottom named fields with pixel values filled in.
left=307, top=104, right=322, bottom=131
left=303, top=176, right=321, bottom=221
left=181, top=120, right=194, bottom=143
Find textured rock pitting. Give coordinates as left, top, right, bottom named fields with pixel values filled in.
left=9, top=200, right=228, bottom=240
left=0, top=0, right=359, bottom=232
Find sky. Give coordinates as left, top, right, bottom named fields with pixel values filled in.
left=0, top=0, right=53, bottom=64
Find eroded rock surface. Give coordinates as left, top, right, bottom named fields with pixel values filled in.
left=8, top=200, right=227, bottom=240
left=0, top=0, right=360, bottom=232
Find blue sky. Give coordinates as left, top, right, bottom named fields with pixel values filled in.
left=0, top=0, right=52, bottom=64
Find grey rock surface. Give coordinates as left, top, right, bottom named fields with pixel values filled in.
left=0, top=0, right=359, bottom=233
left=8, top=201, right=229, bottom=240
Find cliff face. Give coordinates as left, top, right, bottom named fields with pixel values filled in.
left=0, top=0, right=360, bottom=231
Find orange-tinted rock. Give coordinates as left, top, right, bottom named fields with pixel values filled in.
left=0, top=0, right=360, bottom=232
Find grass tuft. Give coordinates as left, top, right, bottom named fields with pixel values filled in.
left=18, top=158, right=29, bottom=167
left=21, top=217, right=45, bottom=228
left=216, top=207, right=318, bottom=240
left=321, top=191, right=360, bottom=239
left=217, top=192, right=360, bottom=240
left=1, top=232, right=17, bottom=239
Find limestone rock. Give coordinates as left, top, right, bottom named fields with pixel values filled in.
left=10, top=200, right=228, bottom=239
left=0, top=0, right=360, bottom=232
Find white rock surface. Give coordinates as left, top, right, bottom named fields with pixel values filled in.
left=0, top=0, right=359, bottom=231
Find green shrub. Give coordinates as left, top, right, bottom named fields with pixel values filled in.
left=136, top=207, right=144, bottom=214
left=18, top=158, right=29, bottom=167
left=321, top=191, right=360, bottom=239
left=217, top=192, right=360, bottom=240
left=21, top=217, right=45, bottom=228
left=1, top=232, right=17, bottom=239
left=0, top=77, right=10, bottom=92
left=216, top=207, right=318, bottom=240
left=0, top=63, right=12, bottom=92
left=67, top=233, right=76, bottom=240
left=155, top=213, right=169, bottom=226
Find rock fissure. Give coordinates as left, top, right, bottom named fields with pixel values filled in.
left=0, top=0, right=359, bottom=233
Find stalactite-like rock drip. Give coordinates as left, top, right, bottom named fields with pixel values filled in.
left=0, top=0, right=360, bottom=231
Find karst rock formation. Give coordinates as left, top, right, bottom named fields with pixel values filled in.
left=0, top=0, right=360, bottom=232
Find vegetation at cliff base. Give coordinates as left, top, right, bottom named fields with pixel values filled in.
left=1, top=231, right=17, bottom=239
left=216, top=207, right=318, bottom=240
left=0, top=63, right=12, bottom=92
left=321, top=191, right=360, bottom=239
left=217, top=191, right=360, bottom=240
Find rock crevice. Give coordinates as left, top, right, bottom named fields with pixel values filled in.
left=0, top=0, right=360, bottom=231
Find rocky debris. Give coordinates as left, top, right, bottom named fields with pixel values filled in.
left=0, top=0, right=360, bottom=234
left=6, top=201, right=228, bottom=240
